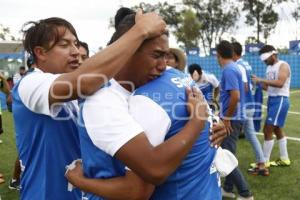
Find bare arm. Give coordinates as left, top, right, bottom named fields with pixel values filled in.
left=49, top=11, right=166, bottom=106
left=222, top=90, right=240, bottom=134
left=252, top=63, right=290, bottom=88
left=66, top=162, right=154, bottom=200
left=213, top=86, right=220, bottom=109
left=115, top=87, right=208, bottom=185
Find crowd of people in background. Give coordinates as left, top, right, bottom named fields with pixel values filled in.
left=0, top=6, right=292, bottom=200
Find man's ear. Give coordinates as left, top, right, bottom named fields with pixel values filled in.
left=33, top=46, right=46, bottom=62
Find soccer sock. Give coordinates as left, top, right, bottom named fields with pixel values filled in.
left=278, top=137, right=289, bottom=160
left=263, top=139, right=274, bottom=162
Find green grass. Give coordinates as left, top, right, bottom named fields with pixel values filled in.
left=0, top=90, right=299, bottom=200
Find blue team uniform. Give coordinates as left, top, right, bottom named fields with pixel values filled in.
left=12, top=75, right=81, bottom=200
left=79, top=68, right=221, bottom=200
left=236, top=59, right=254, bottom=110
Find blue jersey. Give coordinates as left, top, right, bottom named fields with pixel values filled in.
left=79, top=68, right=220, bottom=200
left=193, top=81, right=214, bottom=103
left=134, top=68, right=220, bottom=200
left=192, top=72, right=219, bottom=103
left=236, top=59, right=254, bottom=109
left=220, top=62, right=246, bottom=120
left=12, top=76, right=81, bottom=200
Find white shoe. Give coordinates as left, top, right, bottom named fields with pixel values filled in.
left=237, top=195, right=254, bottom=200
left=0, top=140, right=3, bottom=144
left=221, top=188, right=236, bottom=198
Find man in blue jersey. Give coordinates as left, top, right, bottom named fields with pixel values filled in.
left=65, top=7, right=227, bottom=200
left=13, top=14, right=166, bottom=200
left=252, top=45, right=291, bottom=167
left=188, top=63, right=220, bottom=112
left=216, top=40, right=254, bottom=200
left=232, top=42, right=268, bottom=176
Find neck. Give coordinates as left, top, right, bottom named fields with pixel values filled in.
left=114, top=69, right=135, bottom=92
left=221, top=59, right=233, bottom=67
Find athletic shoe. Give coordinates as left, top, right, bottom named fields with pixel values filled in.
left=0, top=139, right=2, bottom=144
left=237, top=195, right=254, bottom=200
left=221, top=188, right=236, bottom=198
left=249, top=161, right=277, bottom=168
left=8, top=179, right=20, bottom=190
left=274, top=158, right=291, bottom=166
left=247, top=167, right=269, bottom=176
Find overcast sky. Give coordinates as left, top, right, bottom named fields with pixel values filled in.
left=0, top=0, right=299, bottom=54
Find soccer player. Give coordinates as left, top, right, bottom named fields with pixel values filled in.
left=252, top=44, right=291, bottom=167
left=232, top=42, right=268, bottom=176
left=216, top=40, right=253, bottom=200
left=12, top=14, right=166, bottom=200
left=188, top=63, right=220, bottom=112
left=66, top=7, right=226, bottom=200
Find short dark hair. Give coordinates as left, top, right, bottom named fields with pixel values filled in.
left=79, top=41, right=89, bottom=57
left=188, top=63, right=202, bottom=76
left=259, top=45, right=276, bottom=55
left=108, top=7, right=168, bottom=46
left=22, top=17, right=78, bottom=61
left=232, top=42, right=243, bottom=56
left=19, top=66, right=26, bottom=70
left=216, top=40, right=233, bottom=59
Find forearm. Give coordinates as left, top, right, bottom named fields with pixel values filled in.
left=130, top=119, right=206, bottom=185
left=151, top=119, right=206, bottom=175
left=224, top=92, right=239, bottom=119
left=262, top=83, right=268, bottom=90
left=74, top=172, right=154, bottom=200
left=213, top=87, right=219, bottom=101
left=260, top=79, right=284, bottom=88
left=50, top=25, right=147, bottom=104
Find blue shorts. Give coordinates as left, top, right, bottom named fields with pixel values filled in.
left=266, top=96, right=289, bottom=128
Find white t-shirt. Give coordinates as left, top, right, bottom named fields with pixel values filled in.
left=18, top=68, right=78, bottom=118
left=237, top=64, right=248, bottom=83
left=82, top=79, right=169, bottom=156
left=266, top=60, right=291, bottom=97
left=199, top=72, right=220, bottom=88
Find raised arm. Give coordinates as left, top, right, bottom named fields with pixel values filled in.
left=49, top=11, right=166, bottom=106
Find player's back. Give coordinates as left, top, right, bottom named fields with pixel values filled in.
left=133, top=68, right=221, bottom=200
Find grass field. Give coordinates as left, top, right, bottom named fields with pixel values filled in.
left=0, top=90, right=299, bottom=200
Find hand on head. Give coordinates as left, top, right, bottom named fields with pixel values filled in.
left=135, top=9, right=167, bottom=39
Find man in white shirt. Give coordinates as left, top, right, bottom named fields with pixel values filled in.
left=252, top=44, right=291, bottom=167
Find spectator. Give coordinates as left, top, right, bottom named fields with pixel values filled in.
left=78, top=41, right=89, bottom=65
left=166, top=48, right=186, bottom=71
left=13, top=66, right=26, bottom=85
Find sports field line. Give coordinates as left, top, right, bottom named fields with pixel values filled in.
left=257, top=132, right=300, bottom=142
left=263, top=89, right=300, bottom=99
left=261, top=105, right=300, bottom=115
